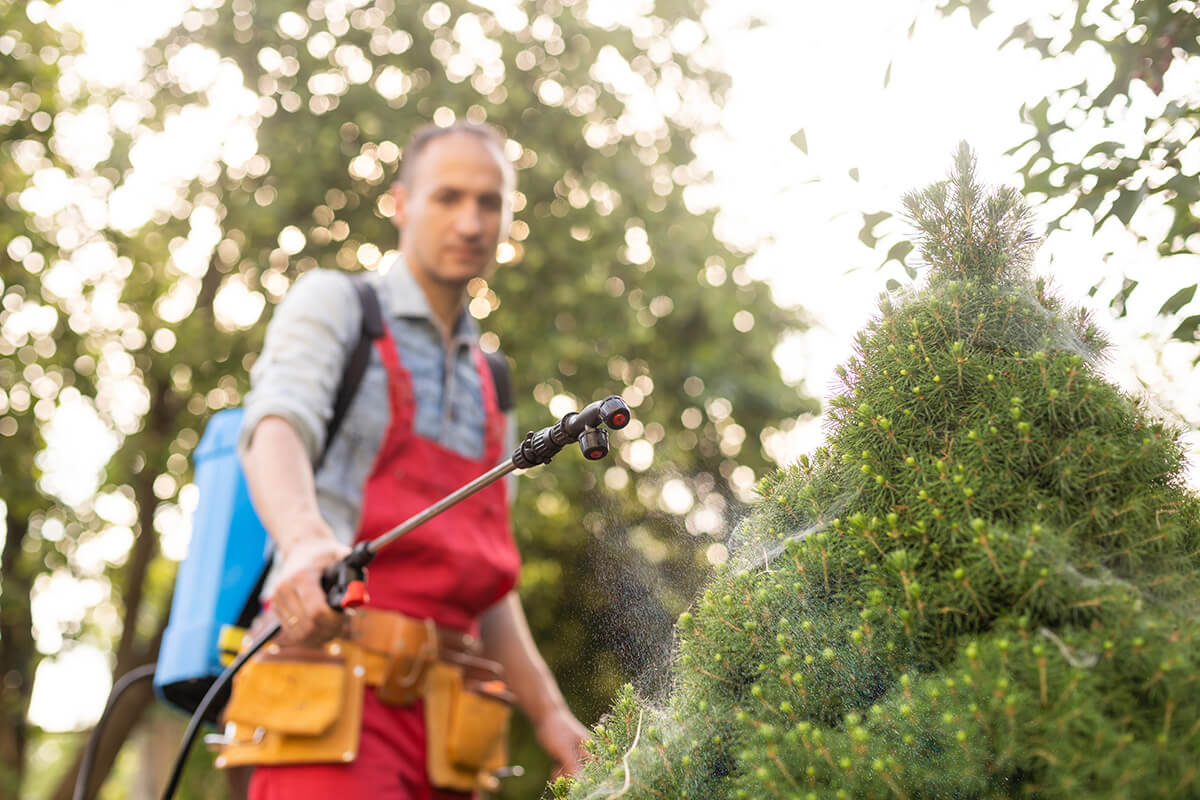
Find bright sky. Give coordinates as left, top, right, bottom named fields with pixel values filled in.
left=23, top=0, right=1200, bottom=736
left=698, top=0, right=1200, bottom=473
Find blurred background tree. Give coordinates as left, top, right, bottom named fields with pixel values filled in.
left=1, top=4, right=72, bottom=796
left=1, top=0, right=813, bottom=797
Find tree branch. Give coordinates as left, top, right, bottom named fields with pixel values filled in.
left=115, top=375, right=174, bottom=667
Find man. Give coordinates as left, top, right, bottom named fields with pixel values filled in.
left=235, top=121, right=586, bottom=799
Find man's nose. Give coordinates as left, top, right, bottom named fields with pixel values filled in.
left=455, top=202, right=483, bottom=237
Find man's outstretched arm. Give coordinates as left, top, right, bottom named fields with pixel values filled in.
left=241, top=415, right=348, bottom=647
left=479, top=591, right=588, bottom=777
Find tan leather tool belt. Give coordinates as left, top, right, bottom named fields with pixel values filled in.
left=216, top=608, right=515, bottom=793
left=346, top=607, right=502, bottom=706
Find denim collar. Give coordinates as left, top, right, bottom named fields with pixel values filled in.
left=383, top=254, right=479, bottom=342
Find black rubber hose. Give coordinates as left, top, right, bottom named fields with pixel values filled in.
left=159, top=621, right=280, bottom=800
left=73, top=663, right=158, bottom=800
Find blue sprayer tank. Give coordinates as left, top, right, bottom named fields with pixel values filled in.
left=154, top=407, right=272, bottom=719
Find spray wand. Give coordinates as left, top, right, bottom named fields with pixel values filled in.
left=152, top=394, right=632, bottom=800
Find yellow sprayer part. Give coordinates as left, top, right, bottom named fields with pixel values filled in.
left=218, top=625, right=248, bottom=666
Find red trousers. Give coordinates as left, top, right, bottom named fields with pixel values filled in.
left=248, top=687, right=473, bottom=800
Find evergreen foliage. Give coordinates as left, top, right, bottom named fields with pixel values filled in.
left=558, top=144, right=1200, bottom=800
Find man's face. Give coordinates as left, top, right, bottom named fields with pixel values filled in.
left=393, top=132, right=509, bottom=288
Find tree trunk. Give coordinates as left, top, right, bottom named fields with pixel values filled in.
left=0, top=512, right=34, bottom=797
left=50, top=631, right=165, bottom=800
left=54, top=369, right=181, bottom=800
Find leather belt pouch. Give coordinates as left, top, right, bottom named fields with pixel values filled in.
left=424, top=657, right=514, bottom=792
left=350, top=611, right=437, bottom=706
left=215, top=641, right=365, bottom=768
left=376, top=639, right=435, bottom=706
left=448, top=678, right=515, bottom=771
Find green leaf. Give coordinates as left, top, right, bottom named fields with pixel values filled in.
left=858, top=211, right=888, bottom=248
left=1110, top=278, right=1138, bottom=319
left=790, top=128, right=807, bottom=154
left=885, top=278, right=902, bottom=291
left=1159, top=284, right=1196, bottom=316
left=1086, top=140, right=1122, bottom=157
left=886, top=240, right=913, bottom=264
left=848, top=167, right=860, bottom=182
left=1171, top=314, right=1200, bottom=342
left=966, top=0, right=991, bottom=26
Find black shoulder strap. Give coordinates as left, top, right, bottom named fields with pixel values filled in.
left=483, top=349, right=512, bottom=413
left=314, top=277, right=385, bottom=471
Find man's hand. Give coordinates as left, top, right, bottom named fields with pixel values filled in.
left=269, top=534, right=349, bottom=647
left=535, top=706, right=589, bottom=779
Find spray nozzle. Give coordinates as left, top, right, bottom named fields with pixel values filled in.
left=597, top=395, right=631, bottom=429
left=513, top=394, right=631, bottom=469
left=578, top=427, right=609, bottom=460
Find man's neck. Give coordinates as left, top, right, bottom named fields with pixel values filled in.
left=405, top=258, right=466, bottom=346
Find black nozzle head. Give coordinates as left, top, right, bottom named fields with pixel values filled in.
left=599, top=396, right=631, bottom=429
left=578, top=427, right=609, bottom=460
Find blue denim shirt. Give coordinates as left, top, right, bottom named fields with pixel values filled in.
left=239, top=257, right=512, bottom=573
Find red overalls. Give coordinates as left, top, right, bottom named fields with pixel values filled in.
left=249, top=323, right=521, bottom=800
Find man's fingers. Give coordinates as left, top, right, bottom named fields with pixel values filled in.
left=293, top=566, right=345, bottom=643
left=270, top=555, right=349, bottom=648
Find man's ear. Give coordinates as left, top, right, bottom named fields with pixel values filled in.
left=391, top=182, right=409, bottom=230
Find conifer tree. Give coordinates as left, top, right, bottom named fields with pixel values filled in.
left=556, top=143, right=1200, bottom=799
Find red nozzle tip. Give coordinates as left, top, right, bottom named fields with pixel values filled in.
left=341, top=581, right=369, bottom=609
left=586, top=448, right=606, bottom=460
left=611, top=412, right=629, bottom=427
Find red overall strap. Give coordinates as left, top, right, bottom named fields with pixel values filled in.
left=352, top=319, right=518, bottom=631
left=370, top=322, right=415, bottom=450
left=472, top=346, right=505, bottom=475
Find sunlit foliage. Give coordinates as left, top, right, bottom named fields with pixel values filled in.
left=2, top=0, right=813, bottom=797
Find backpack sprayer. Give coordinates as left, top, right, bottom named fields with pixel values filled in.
left=74, top=394, right=631, bottom=800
